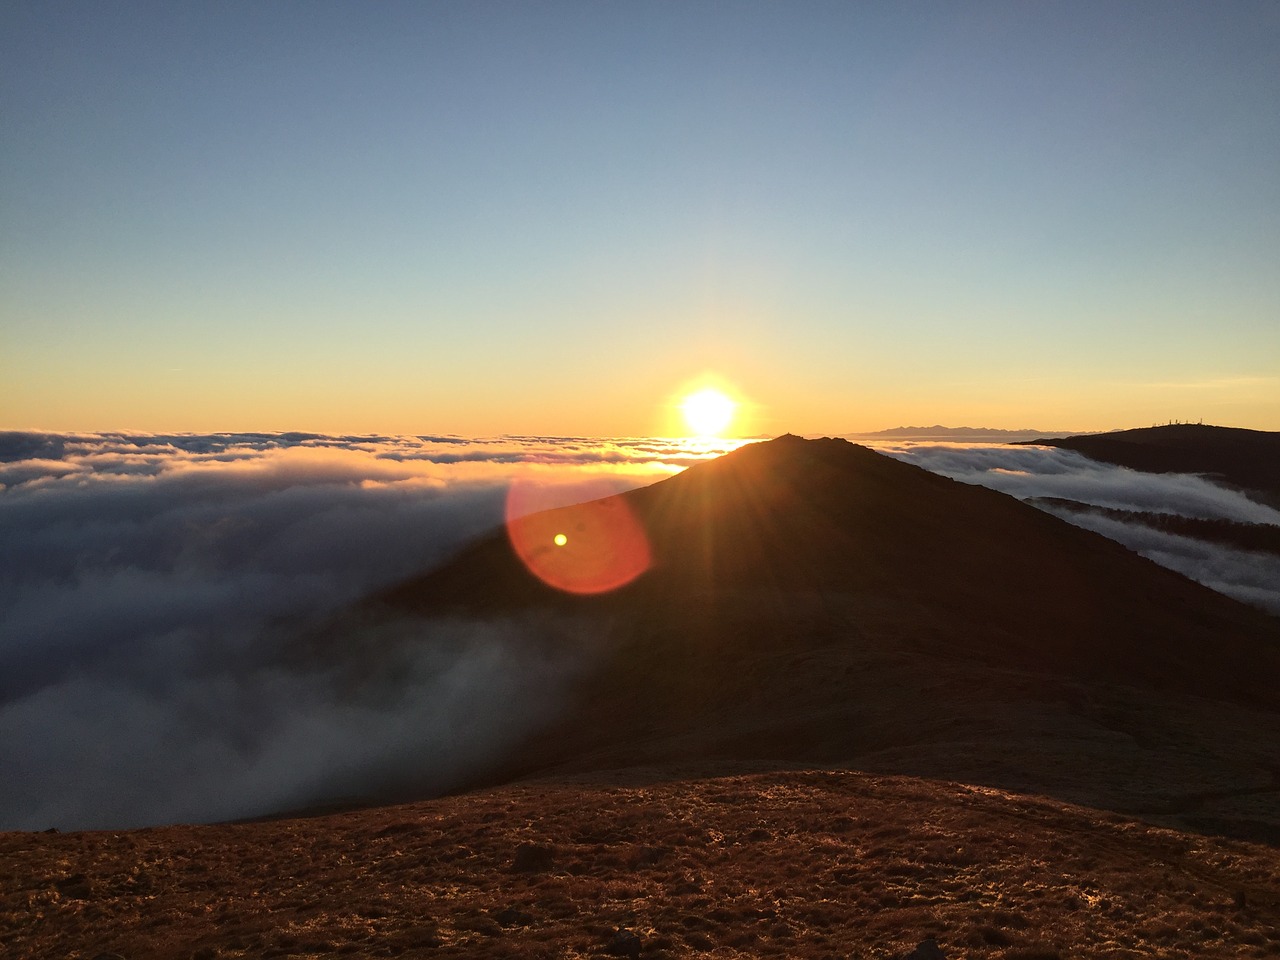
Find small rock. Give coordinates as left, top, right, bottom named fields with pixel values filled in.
left=629, top=845, right=670, bottom=869
left=606, top=928, right=643, bottom=958
left=409, top=926, right=444, bottom=947
left=903, top=938, right=946, bottom=960
left=55, top=874, right=94, bottom=900
left=831, top=868, right=859, bottom=886
left=493, top=907, right=534, bottom=927
left=511, top=842, right=555, bottom=873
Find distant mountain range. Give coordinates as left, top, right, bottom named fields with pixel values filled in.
left=845, top=425, right=1076, bottom=441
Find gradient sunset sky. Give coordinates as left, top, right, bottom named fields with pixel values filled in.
left=4, top=2, right=1278, bottom=437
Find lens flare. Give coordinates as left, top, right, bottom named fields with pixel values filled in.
left=505, top=478, right=651, bottom=594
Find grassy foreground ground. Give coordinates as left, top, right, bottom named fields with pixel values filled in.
left=4, top=768, right=1278, bottom=959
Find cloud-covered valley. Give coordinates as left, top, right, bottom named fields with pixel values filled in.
left=4, top=430, right=1276, bottom=832
left=0, top=432, right=741, bottom=830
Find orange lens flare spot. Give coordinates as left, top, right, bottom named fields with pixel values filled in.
left=505, top=480, right=651, bottom=595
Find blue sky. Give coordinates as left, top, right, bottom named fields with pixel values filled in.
left=3, top=1, right=1278, bottom=435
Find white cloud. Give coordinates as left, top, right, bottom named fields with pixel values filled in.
left=874, top=441, right=1280, bottom=614
left=7, top=430, right=1273, bottom=830
left=0, top=616, right=592, bottom=830
left=0, top=432, right=749, bottom=830
left=1037, top=507, right=1280, bottom=615
left=874, top=442, right=1280, bottom=524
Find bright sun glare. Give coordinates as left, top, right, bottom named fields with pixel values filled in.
left=681, top=387, right=736, bottom=437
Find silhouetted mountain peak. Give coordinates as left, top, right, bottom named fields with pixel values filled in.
left=374, top=434, right=1278, bottom=707
left=294, top=434, right=1280, bottom=845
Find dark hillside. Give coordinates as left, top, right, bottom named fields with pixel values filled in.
left=1019, top=424, right=1280, bottom=501
left=353, top=436, right=1280, bottom=841
left=376, top=435, right=1279, bottom=705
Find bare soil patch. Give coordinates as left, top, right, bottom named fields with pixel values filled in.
left=4, top=768, right=1278, bottom=959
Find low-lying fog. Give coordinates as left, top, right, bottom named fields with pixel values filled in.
left=0, top=432, right=732, bottom=830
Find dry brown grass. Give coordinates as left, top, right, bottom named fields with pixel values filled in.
left=3, top=768, right=1278, bottom=959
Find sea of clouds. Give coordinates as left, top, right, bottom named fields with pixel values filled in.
left=3, top=430, right=1276, bottom=831
left=873, top=440, right=1280, bottom=616
left=0, top=431, right=742, bottom=830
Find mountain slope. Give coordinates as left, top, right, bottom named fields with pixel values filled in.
left=376, top=434, right=1277, bottom=701
left=348, top=436, right=1280, bottom=839
left=1020, top=424, right=1280, bottom=501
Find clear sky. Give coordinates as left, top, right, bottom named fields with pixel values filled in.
left=3, top=1, right=1278, bottom=436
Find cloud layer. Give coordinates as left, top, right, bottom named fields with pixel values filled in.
left=874, top=440, right=1280, bottom=614
left=0, top=432, right=746, bottom=830
left=5, top=431, right=1274, bottom=829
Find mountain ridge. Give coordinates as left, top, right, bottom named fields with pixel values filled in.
left=375, top=435, right=1277, bottom=699
left=339, top=435, right=1280, bottom=841
left=1017, top=423, right=1280, bottom=502
left=844, top=424, right=1075, bottom=439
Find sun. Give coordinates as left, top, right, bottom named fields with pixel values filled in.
left=681, top=387, right=737, bottom=437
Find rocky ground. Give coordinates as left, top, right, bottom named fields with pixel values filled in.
left=4, top=767, right=1278, bottom=959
